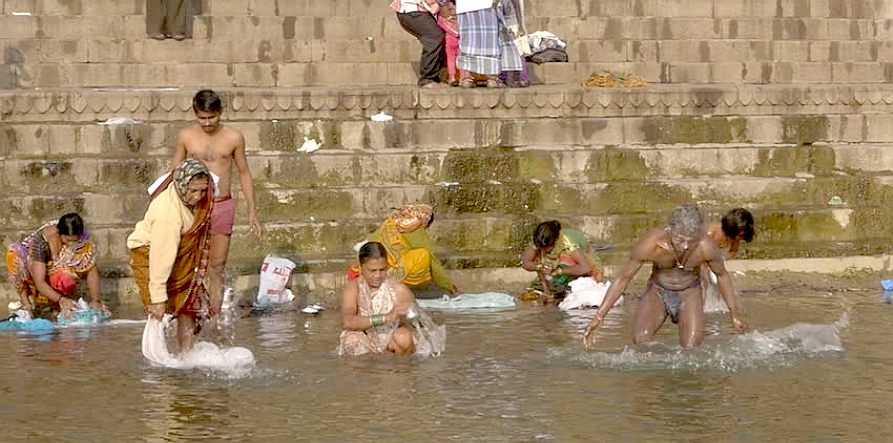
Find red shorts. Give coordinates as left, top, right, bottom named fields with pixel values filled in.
left=210, top=196, right=236, bottom=235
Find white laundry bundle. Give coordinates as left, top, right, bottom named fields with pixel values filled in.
left=141, top=314, right=255, bottom=371
left=558, top=277, right=620, bottom=311
left=141, top=314, right=180, bottom=367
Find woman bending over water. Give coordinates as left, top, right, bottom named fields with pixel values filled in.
left=6, top=213, right=108, bottom=319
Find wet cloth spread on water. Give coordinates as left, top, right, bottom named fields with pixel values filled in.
left=337, top=278, right=445, bottom=357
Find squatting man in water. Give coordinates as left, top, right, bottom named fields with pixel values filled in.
left=582, top=204, right=748, bottom=349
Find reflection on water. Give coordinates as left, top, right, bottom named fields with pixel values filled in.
left=2, top=289, right=893, bottom=441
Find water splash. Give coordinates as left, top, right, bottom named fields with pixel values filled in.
left=562, top=308, right=849, bottom=373
left=173, top=341, right=256, bottom=378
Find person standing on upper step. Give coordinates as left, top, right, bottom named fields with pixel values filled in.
left=170, top=89, right=263, bottom=328
left=146, top=0, right=192, bottom=40
left=392, top=0, right=450, bottom=88
left=455, top=0, right=525, bottom=88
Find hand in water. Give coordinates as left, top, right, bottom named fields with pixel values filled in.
left=58, top=297, right=76, bottom=319
left=731, top=316, right=748, bottom=333
left=90, top=300, right=110, bottom=316
left=581, top=312, right=605, bottom=350
left=146, top=303, right=166, bottom=320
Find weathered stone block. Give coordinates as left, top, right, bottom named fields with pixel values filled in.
left=277, top=62, right=312, bottom=87
left=725, top=17, right=774, bottom=39
left=526, top=0, right=581, bottom=17
left=312, top=39, right=412, bottom=63
left=864, top=114, right=893, bottom=142
left=584, top=0, right=632, bottom=17
left=714, top=0, right=776, bottom=17
left=576, top=40, right=627, bottom=63
left=138, top=39, right=210, bottom=63
left=669, top=63, right=711, bottom=82
left=0, top=64, right=15, bottom=88
left=82, top=0, right=139, bottom=16
left=3, top=0, right=36, bottom=15
left=745, top=116, right=783, bottom=143
left=668, top=18, right=723, bottom=39
left=633, top=0, right=714, bottom=17
left=826, top=114, right=865, bottom=143
left=831, top=62, right=886, bottom=82
left=314, top=17, right=388, bottom=40
left=232, top=63, right=278, bottom=87
left=205, top=0, right=247, bottom=16
left=0, top=15, right=39, bottom=38
left=279, top=0, right=311, bottom=16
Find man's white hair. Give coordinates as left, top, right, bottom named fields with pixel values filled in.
left=667, top=204, right=703, bottom=238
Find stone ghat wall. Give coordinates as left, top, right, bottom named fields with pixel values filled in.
left=2, top=84, right=893, bottom=301
left=3, top=0, right=893, bottom=88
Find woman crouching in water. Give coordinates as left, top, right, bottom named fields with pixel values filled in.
left=339, top=240, right=456, bottom=357
left=338, top=242, right=417, bottom=356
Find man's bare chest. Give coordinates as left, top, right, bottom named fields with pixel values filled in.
left=187, top=140, right=232, bottom=163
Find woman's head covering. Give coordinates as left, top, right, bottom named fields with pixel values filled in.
left=392, top=203, right=434, bottom=233
left=172, top=159, right=210, bottom=203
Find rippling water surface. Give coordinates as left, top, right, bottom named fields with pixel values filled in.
left=2, top=288, right=892, bottom=441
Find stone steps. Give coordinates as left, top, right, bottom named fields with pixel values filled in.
left=4, top=2, right=893, bottom=87
left=3, top=150, right=893, bottom=195
left=5, top=0, right=893, bottom=19
left=15, top=206, right=888, bottom=277
left=11, top=60, right=893, bottom=89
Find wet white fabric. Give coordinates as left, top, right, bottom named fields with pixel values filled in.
left=141, top=315, right=256, bottom=372
left=410, top=309, right=446, bottom=357
left=142, top=315, right=180, bottom=367
left=558, top=278, right=620, bottom=311
left=418, top=292, right=516, bottom=310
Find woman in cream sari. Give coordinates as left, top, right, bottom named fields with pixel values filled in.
left=127, top=159, right=214, bottom=353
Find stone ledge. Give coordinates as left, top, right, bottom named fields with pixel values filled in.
left=3, top=83, right=893, bottom=122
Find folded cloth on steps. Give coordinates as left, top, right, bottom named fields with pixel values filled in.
left=417, top=292, right=516, bottom=309
left=558, top=277, right=621, bottom=311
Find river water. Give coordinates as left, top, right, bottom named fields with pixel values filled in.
left=2, top=288, right=891, bottom=442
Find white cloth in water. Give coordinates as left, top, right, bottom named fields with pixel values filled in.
left=417, top=292, right=516, bottom=310
left=142, top=314, right=180, bottom=367
left=411, top=308, right=446, bottom=357
left=558, top=278, right=620, bottom=311
left=141, top=315, right=256, bottom=370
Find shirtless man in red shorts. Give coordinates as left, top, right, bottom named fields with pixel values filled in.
left=171, top=89, right=263, bottom=321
